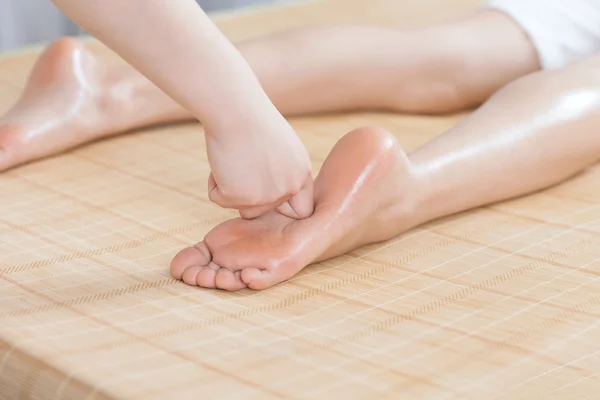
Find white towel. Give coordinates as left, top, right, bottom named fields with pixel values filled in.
left=487, top=0, right=600, bottom=69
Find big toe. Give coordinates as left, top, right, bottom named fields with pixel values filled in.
left=170, top=241, right=212, bottom=280
left=241, top=268, right=282, bottom=291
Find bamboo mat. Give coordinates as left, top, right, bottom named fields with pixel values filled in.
left=2, top=0, right=600, bottom=399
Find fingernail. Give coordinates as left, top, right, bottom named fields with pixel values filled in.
left=277, top=201, right=300, bottom=219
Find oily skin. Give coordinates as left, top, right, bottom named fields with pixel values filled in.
left=50, top=0, right=315, bottom=220
left=0, top=38, right=192, bottom=170
left=0, top=10, right=536, bottom=169
left=171, top=58, right=600, bottom=290
left=171, top=127, right=416, bottom=290
left=2, top=10, right=600, bottom=290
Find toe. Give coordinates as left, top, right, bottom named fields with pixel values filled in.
left=182, top=265, right=202, bottom=286
left=196, top=262, right=220, bottom=289
left=241, top=268, right=282, bottom=291
left=215, top=269, right=247, bottom=292
left=170, top=241, right=211, bottom=280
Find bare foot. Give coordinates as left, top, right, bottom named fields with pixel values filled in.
left=170, top=127, right=419, bottom=291
left=0, top=37, right=190, bottom=171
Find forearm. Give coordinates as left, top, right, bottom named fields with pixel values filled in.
left=51, top=0, right=278, bottom=133
left=409, top=56, right=600, bottom=224
left=238, top=9, right=539, bottom=115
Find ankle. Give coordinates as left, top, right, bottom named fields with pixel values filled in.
left=383, top=163, right=426, bottom=234
left=405, top=153, right=458, bottom=228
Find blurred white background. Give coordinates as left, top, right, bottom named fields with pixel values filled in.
left=0, top=0, right=282, bottom=51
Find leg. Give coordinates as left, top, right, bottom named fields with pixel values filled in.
left=409, top=55, right=600, bottom=221
left=250, top=9, right=538, bottom=115
left=0, top=9, right=537, bottom=171
left=0, top=38, right=191, bottom=170
left=171, top=54, right=600, bottom=291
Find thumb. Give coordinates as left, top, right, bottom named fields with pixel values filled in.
left=276, top=178, right=314, bottom=219
left=207, top=172, right=235, bottom=208
left=239, top=202, right=279, bottom=219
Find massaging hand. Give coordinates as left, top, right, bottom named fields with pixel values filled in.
left=205, top=118, right=314, bottom=220
left=50, top=0, right=315, bottom=222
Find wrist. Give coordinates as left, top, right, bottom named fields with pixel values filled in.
left=204, top=99, right=290, bottom=140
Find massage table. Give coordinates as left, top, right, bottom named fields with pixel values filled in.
left=1, top=0, right=600, bottom=398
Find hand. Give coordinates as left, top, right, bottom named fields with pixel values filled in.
left=205, top=116, right=315, bottom=220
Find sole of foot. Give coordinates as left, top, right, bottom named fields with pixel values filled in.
left=171, top=126, right=419, bottom=291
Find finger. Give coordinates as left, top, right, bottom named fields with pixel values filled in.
left=238, top=202, right=279, bottom=219
left=276, top=178, right=315, bottom=219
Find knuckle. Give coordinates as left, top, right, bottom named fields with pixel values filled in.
left=285, top=175, right=308, bottom=197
